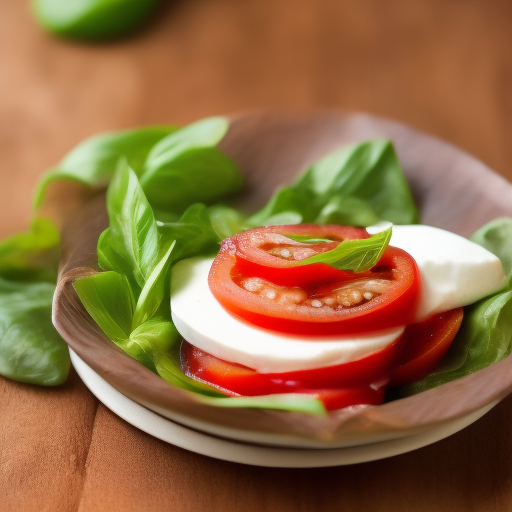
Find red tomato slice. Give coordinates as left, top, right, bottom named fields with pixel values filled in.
left=232, top=224, right=369, bottom=287
left=208, top=225, right=421, bottom=335
left=181, top=341, right=388, bottom=411
left=389, top=308, right=464, bottom=386
left=181, top=336, right=402, bottom=391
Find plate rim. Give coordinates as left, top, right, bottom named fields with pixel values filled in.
left=70, top=349, right=499, bottom=467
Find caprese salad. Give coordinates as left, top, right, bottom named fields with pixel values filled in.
left=64, top=119, right=512, bottom=415
left=171, top=223, right=506, bottom=411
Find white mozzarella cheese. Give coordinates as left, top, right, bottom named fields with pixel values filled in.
left=171, top=258, right=404, bottom=373
left=390, top=225, right=506, bottom=321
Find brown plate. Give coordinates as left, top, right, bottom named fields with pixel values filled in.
left=53, top=111, right=512, bottom=445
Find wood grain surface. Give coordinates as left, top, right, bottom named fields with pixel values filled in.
left=1, top=1, right=512, bottom=511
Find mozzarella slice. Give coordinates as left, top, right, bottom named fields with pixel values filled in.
left=171, top=258, right=404, bottom=373
left=390, top=225, right=506, bottom=321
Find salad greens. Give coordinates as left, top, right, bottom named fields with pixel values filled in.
left=2, top=115, right=512, bottom=416
left=32, top=0, right=161, bottom=41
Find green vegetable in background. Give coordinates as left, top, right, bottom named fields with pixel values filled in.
left=0, top=218, right=60, bottom=283
left=399, top=218, right=512, bottom=396
left=249, top=139, right=420, bottom=227
left=32, top=0, right=161, bottom=41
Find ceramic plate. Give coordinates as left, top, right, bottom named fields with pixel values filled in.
left=71, top=349, right=499, bottom=467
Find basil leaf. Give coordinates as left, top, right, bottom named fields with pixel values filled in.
left=144, top=117, right=229, bottom=173
left=471, top=217, right=512, bottom=283
left=295, top=139, right=419, bottom=225
left=0, top=218, right=60, bottom=283
left=73, top=271, right=135, bottom=343
left=315, top=196, right=381, bottom=227
left=31, top=0, right=161, bottom=41
left=141, top=117, right=243, bottom=214
left=98, top=161, right=159, bottom=290
left=132, top=241, right=176, bottom=328
left=199, top=394, right=326, bottom=415
left=121, top=319, right=180, bottom=373
left=248, top=187, right=316, bottom=226
left=35, top=126, right=176, bottom=207
left=207, top=205, right=248, bottom=240
left=251, top=140, right=419, bottom=227
left=294, top=227, right=392, bottom=273
left=158, top=204, right=221, bottom=261
left=0, top=278, right=69, bottom=385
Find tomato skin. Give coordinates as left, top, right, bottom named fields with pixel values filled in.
left=209, top=237, right=421, bottom=335
left=181, top=336, right=402, bottom=392
left=181, top=341, right=389, bottom=411
left=389, top=308, right=464, bottom=387
left=232, top=224, right=369, bottom=287
left=310, top=386, right=386, bottom=411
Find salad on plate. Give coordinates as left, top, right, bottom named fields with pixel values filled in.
left=2, top=113, right=512, bottom=443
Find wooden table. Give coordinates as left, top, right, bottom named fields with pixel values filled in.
left=2, top=1, right=512, bottom=510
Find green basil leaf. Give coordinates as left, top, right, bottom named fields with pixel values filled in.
left=248, top=187, right=315, bottom=226
left=207, top=205, right=248, bottom=240
left=470, top=217, right=512, bottom=283
left=400, top=289, right=512, bottom=396
left=31, top=0, right=161, bottom=40
left=295, top=139, right=420, bottom=225
left=132, top=241, right=176, bottom=327
left=142, top=148, right=243, bottom=214
left=121, top=319, right=181, bottom=373
left=0, top=217, right=60, bottom=282
left=35, top=126, right=176, bottom=207
left=73, top=271, right=135, bottom=343
left=99, top=161, right=159, bottom=290
left=158, top=204, right=221, bottom=261
left=0, top=278, right=69, bottom=385
left=315, top=196, right=381, bottom=227
left=199, top=394, right=326, bottom=415
left=294, top=227, right=392, bottom=273
left=144, top=117, right=230, bottom=173
left=155, top=352, right=225, bottom=397
left=141, top=117, right=243, bottom=214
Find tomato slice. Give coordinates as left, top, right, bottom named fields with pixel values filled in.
left=389, top=308, right=464, bottom=386
left=181, top=336, right=402, bottom=391
left=232, top=224, right=369, bottom=287
left=208, top=225, right=421, bottom=335
left=181, top=341, right=388, bottom=411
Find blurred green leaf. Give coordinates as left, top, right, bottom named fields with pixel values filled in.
left=0, top=278, right=69, bottom=385
left=32, top=0, right=161, bottom=41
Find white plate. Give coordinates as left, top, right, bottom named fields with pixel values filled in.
left=71, top=349, right=498, bottom=468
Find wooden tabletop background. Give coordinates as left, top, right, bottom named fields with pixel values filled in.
left=2, top=1, right=512, bottom=511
